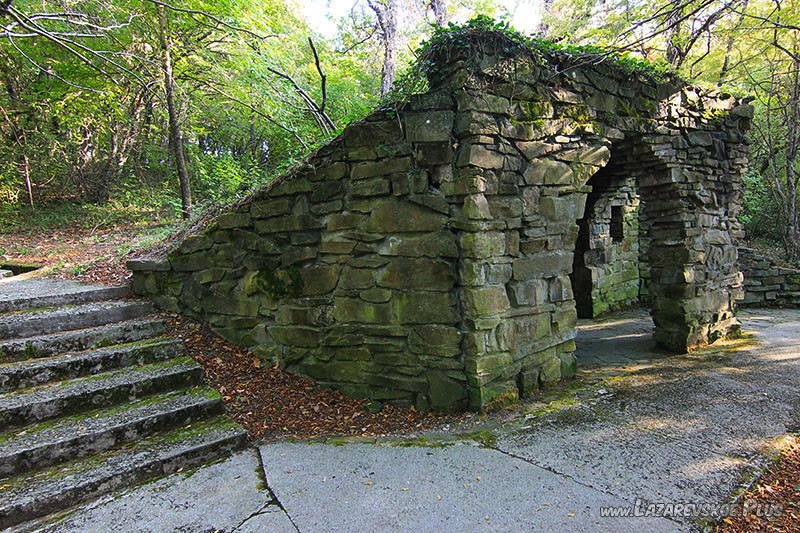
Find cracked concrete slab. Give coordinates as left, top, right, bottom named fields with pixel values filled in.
left=258, top=441, right=679, bottom=532
left=496, top=418, right=754, bottom=508
left=41, top=448, right=294, bottom=533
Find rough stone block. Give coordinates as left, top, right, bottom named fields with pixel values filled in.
left=405, top=111, right=454, bottom=142
left=351, top=158, right=412, bottom=180
left=539, top=355, right=562, bottom=384
left=508, top=278, right=549, bottom=306
left=523, top=160, right=573, bottom=185
left=334, top=298, right=393, bottom=324
left=379, top=258, right=456, bottom=291
left=394, top=293, right=457, bottom=324
left=540, top=195, right=582, bottom=221
left=311, top=161, right=347, bottom=180
left=463, top=193, right=492, bottom=220
left=327, top=213, right=366, bottom=232
left=338, top=267, right=376, bottom=290
left=463, top=286, right=511, bottom=317
left=414, top=142, right=453, bottom=165
left=300, top=265, right=340, bottom=295
left=254, top=214, right=323, bottom=233
left=457, top=144, right=505, bottom=169
left=351, top=177, right=391, bottom=197
left=378, top=231, right=459, bottom=258
left=269, top=178, right=312, bottom=196
left=344, top=120, right=403, bottom=148
left=366, top=200, right=446, bottom=233
left=513, top=253, right=572, bottom=280
left=217, top=212, right=251, bottom=229
left=169, top=252, right=213, bottom=272
left=427, top=372, right=468, bottom=410
left=460, top=232, right=506, bottom=258
left=408, top=325, right=461, bottom=356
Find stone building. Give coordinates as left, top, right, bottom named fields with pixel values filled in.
left=129, top=31, right=753, bottom=411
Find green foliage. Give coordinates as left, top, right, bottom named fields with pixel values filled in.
left=740, top=173, right=783, bottom=242
left=0, top=190, right=178, bottom=235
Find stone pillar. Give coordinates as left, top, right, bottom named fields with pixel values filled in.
left=642, top=108, right=749, bottom=351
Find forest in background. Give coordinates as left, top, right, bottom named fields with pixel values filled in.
left=1, top=0, right=800, bottom=260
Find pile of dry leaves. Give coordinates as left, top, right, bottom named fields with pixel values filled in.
left=716, top=437, right=800, bottom=532
left=168, top=315, right=464, bottom=441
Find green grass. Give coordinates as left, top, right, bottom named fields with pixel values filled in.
left=0, top=196, right=178, bottom=235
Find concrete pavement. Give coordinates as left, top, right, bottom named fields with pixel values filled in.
left=33, top=308, right=800, bottom=532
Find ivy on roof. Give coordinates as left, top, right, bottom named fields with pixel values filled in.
left=413, top=15, right=676, bottom=85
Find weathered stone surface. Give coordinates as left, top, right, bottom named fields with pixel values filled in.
left=463, top=287, right=511, bottom=317
left=427, top=372, right=468, bottom=409
left=351, top=158, right=412, bottom=180
left=460, top=232, right=506, bottom=259
left=379, top=232, right=459, bottom=258
left=334, top=298, right=393, bottom=324
left=300, top=266, right=340, bottom=296
left=394, top=293, right=457, bottom=324
left=457, top=144, right=505, bottom=169
left=405, top=111, right=454, bottom=142
left=379, top=258, right=456, bottom=291
left=366, top=200, right=446, bottom=233
left=269, top=326, right=320, bottom=347
left=524, top=160, right=574, bottom=185
left=513, top=253, right=572, bottom=280
left=408, top=325, right=461, bottom=356
left=254, top=214, right=323, bottom=234
left=351, top=177, right=391, bottom=197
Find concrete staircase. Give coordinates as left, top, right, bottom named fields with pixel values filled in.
left=0, top=279, right=247, bottom=529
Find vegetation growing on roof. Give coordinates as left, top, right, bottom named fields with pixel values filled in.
left=388, top=15, right=677, bottom=103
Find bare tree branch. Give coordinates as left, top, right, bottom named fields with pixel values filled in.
left=264, top=37, right=336, bottom=135
left=308, top=37, right=328, bottom=115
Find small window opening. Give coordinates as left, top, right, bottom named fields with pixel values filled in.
left=610, top=206, right=624, bottom=243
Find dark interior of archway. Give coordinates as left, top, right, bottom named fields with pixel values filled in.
left=571, top=160, right=627, bottom=319
left=571, top=138, right=671, bottom=368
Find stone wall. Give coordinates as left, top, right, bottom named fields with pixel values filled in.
left=572, top=172, right=641, bottom=318
left=129, top=36, right=752, bottom=410
left=739, top=247, right=800, bottom=307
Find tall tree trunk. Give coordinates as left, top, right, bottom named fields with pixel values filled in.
left=665, top=1, right=685, bottom=68
left=718, top=0, right=748, bottom=85
left=368, top=0, right=398, bottom=96
left=785, top=58, right=800, bottom=259
left=429, top=0, right=447, bottom=27
left=537, top=0, right=555, bottom=37
left=157, top=5, right=191, bottom=219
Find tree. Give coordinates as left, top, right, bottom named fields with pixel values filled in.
left=156, top=4, right=191, bottom=218
left=429, top=0, right=448, bottom=26
left=0, top=0, right=333, bottom=212
left=367, top=0, right=400, bottom=95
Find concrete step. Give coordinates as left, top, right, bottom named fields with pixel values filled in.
left=0, top=317, right=168, bottom=363
left=0, top=279, right=129, bottom=314
left=0, top=387, right=224, bottom=478
left=0, top=416, right=247, bottom=530
left=0, top=300, right=154, bottom=340
left=0, top=358, right=204, bottom=430
left=0, top=338, right=186, bottom=393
